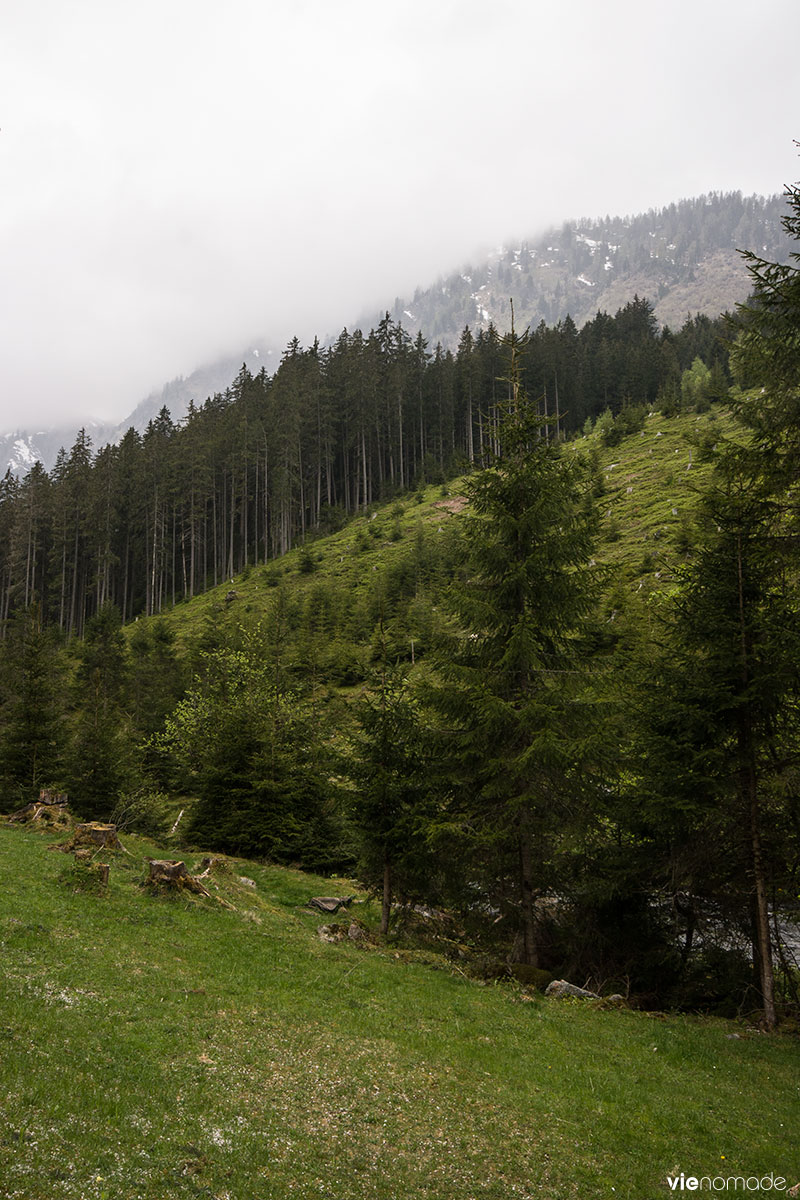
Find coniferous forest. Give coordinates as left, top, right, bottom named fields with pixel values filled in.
left=0, top=300, right=728, bottom=634
left=2, top=182, right=800, bottom=1029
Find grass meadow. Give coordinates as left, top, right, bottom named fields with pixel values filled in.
left=1, top=823, right=798, bottom=1200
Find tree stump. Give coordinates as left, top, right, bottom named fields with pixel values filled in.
left=6, top=791, right=72, bottom=830
left=39, top=789, right=69, bottom=806
left=74, top=857, right=109, bottom=887
left=146, top=860, right=210, bottom=896
left=59, top=823, right=122, bottom=852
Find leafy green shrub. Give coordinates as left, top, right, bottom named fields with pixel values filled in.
left=604, top=515, right=621, bottom=543
left=657, top=379, right=682, bottom=417
left=596, top=408, right=621, bottom=447
left=615, top=403, right=647, bottom=437
left=111, top=787, right=171, bottom=837
left=674, top=516, right=696, bottom=555
left=317, top=503, right=348, bottom=534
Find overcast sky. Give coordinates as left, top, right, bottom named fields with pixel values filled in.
left=1, top=0, right=798, bottom=431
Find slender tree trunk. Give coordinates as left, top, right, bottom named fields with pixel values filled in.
left=518, top=810, right=539, bottom=968
left=740, top=729, right=777, bottom=1028
left=467, top=386, right=474, bottom=463
left=228, top=473, right=235, bottom=579
left=381, top=857, right=392, bottom=936
left=24, top=514, right=32, bottom=608
left=122, top=534, right=129, bottom=623
left=241, top=457, right=249, bottom=569
left=253, top=454, right=259, bottom=566
left=267, top=441, right=273, bottom=561
left=735, top=529, right=777, bottom=1029
left=554, top=371, right=561, bottom=441
left=298, top=440, right=306, bottom=539
left=149, top=493, right=158, bottom=617
left=189, top=482, right=196, bottom=597
left=212, top=484, right=218, bottom=588
left=59, top=532, right=67, bottom=630
left=69, top=518, right=80, bottom=637
left=171, top=503, right=177, bottom=607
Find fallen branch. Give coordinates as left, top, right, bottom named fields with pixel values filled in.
left=145, top=859, right=210, bottom=897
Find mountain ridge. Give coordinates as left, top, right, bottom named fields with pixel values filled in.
left=358, top=191, right=791, bottom=346
left=2, top=190, right=790, bottom=475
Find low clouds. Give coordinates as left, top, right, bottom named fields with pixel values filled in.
left=1, top=0, right=798, bottom=428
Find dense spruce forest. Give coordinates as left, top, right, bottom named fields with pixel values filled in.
left=0, top=299, right=728, bottom=634
left=2, top=181, right=800, bottom=1029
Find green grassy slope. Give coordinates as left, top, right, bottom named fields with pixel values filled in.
left=1, top=823, right=798, bottom=1200
left=144, top=407, right=734, bottom=659
left=576, top=407, right=734, bottom=579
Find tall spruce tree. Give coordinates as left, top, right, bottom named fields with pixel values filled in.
left=636, top=166, right=800, bottom=1028
left=429, top=313, right=601, bottom=965
left=638, top=458, right=799, bottom=1028
left=67, top=603, right=133, bottom=819
left=348, top=630, right=432, bottom=935
left=162, top=630, right=344, bottom=869
left=731, top=168, right=800, bottom=490
left=0, top=603, right=64, bottom=799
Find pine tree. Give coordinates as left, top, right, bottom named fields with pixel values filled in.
left=162, top=632, right=343, bottom=869
left=634, top=168, right=800, bottom=1027
left=428, top=314, right=601, bottom=964
left=0, top=603, right=64, bottom=799
left=348, top=635, right=432, bottom=934
left=731, top=168, right=800, bottom=489
left=67, top=603, right=133, bottom=819
left=639, top=457, right=798, bottom=1029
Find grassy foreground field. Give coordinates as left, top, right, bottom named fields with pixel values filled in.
left=1, top=825, right=798, bottom=1200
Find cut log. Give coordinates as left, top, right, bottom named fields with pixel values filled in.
left=146, top=859, right=210, bottom=896
left=545, top=979, right=600, bottom=1000
left=307, top=895, right=355, bottom=914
